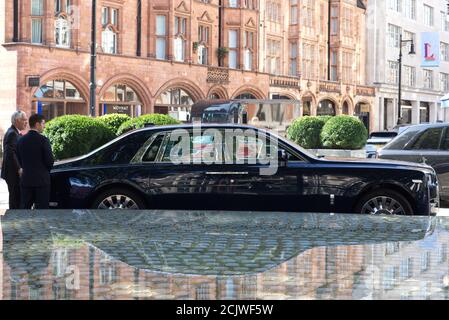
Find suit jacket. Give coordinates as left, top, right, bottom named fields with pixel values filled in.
left=1, top=126, right=21, bottom=185
left=16, top=130, right=55, bottom=187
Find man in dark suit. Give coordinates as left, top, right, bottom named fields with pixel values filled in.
left=16, top=114, right=54, bottom=209
left=1, top=111, right=28, bottom=209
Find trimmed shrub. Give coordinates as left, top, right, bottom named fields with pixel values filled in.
left=320, top=115, right=368, bottom=150
left=44, top=115, right=116, bottom=160
left=117, top=114, right=181, bottom=136
left=98, top=114, right=131, bottom=135
left=287, top=116, right=327, bottom=149
left=317, top=115, right=333, bottom=124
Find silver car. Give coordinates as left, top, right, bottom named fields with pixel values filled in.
left=378, top=123, right=449, bottom=202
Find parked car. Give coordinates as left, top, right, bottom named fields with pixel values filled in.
left=378, top=122, right=449, bottom=202
left=365, top=131, right=398, bottom=158
left=49, top=124, right=439, bottom=215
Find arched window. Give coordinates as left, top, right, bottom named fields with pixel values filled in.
left=155, top=88, right=194, bottom=122
left=55, top=16, right=70, bottom=47
left=33, top=79, right=86, bottom=120
left=102, top=27, right=117, bottom=54
left=100, top=84, right=142, bottom=117
left=342, top=101, right=349, bottom=115
left=317, top=99, right=336, bottom=116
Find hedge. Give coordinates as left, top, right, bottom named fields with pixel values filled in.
left=287, top=116, right=328, bottom=149
left=117, top=114, right=181, bottom=136
left=320, top=115, right=368, bottom=150
left=44, top=115, right=115, bottom=160
left=98, top=114, right=131, bottom=135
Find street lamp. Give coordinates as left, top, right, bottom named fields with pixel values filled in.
left=89, top=0, right=97, bottom=117
left=397, top=34, right=416, bottom=125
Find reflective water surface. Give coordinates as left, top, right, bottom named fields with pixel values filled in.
left=0, top=210, right=447, bottom=300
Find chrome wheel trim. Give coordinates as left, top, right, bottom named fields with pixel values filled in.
left=97, top=194, right=140, bottom=210
left=360, top=196, right=406, bottom=215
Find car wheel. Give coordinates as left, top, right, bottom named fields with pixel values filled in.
left=355, top=189, right=413, bottom=215
left=92, top=188, right=146, bottom=210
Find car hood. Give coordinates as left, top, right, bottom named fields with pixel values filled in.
left=320, top=157, right=434, bottom=171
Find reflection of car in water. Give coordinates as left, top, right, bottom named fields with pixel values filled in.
left=190, top=99, right=301, bottom=136
left=365, top=132, right=398, bottom=158
left=49, top=124, right=439, bottom=215
left=378, top=123, right=449, bottom=202
left=0, top=210, right=436, bottom=277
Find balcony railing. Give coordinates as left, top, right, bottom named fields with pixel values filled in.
left=207, top=67, right=229, bottom=84
left=269, top=75, right=301, bottom=89
left=356, top=85, right=376, bottom=97
left=319, top=81, right=340, bottom=93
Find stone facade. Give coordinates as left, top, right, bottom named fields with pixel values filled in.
left=0, top=0, right=375, bottom=136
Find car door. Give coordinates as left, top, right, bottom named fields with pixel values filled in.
left=136, top=128, right=232, bottom=210
left=218, top=129, right=316, bottom=212
left=433, top=127, right=449, bottom=201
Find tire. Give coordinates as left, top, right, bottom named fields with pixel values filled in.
left=354, top=189, right=413, bottom=215
left=91, top=188, right=146, bottom=210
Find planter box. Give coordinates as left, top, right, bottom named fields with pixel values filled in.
left=308, top=148, right=366, bottom=159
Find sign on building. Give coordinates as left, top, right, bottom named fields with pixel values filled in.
left=421, top=32, right=440, bottom=68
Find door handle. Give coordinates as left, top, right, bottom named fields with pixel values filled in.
left=206, top=172, right=249, bottom=175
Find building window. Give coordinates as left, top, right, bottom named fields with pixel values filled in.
left=302, top=43, right=314, bottom=79
left=100, top=84, right=142, bottom=117
left=421, top=251, right=431, bottom=272
left=198, top=25, right=210, bottom=65
left=267, top=39, right=281, bottom=74
left=404, top=0, right=416, bottom=19
left=290, top=0, right=298, bottom=25
left=403, top=30, right=415, bottom=44
left=31, top=0, right=44, bottom=45
left=404, top=66, right=416, bottom=87
left=319, top=46, right=326, bottom=80
left=424, top=5, right=434, bottom=27
left=441, top=73, right=449, bottom=92
left=330, top=50, right=338, bottom=81
left=388, top=0, right=401, bottom=12
left=387, top=61, right=399, bottom=84
left=342, top=51, right=353, bottom=83
left=442, top=42, right=449, bottom=62
left=228, top=0, right=238, bottom=8
left=174, top=16, right=187, bottom=62
left=303, top=0, right=314, bottom=28
left=438, top=244, right=448, bottom=263
left=195, top=284, right=210, bottom=300
left=102, top=27, right=117, bottom=54
left=229, top=30, right=239, bottom=69
left=383, top=266, right=398, bottom=290
left=342, top=7, right=352, bottom=37
left=155, top=88, right=194, bottom=121
left=388, top=24, right=401, bottom=48
left=400, top=257, right=413, bottom=280
left=289, top=42, right=297, bottom=76
left=55, top=0, right=61, bottom=13
left=243, top=31, right=254, bottom=71
left=330, top=6, right=338, bottom=35
left=267, top=1, right=281, bottom=23
left=101, top=7, right=119, bottom=54
left=55, top=16, right=70, bottom=48
left=156, top=15, right=167, bottom=60
left=423, top=69, right=434, bottom=89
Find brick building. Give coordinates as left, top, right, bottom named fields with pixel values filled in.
left=0, top=0, right=376, bottom=136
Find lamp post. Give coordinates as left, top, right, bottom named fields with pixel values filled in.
left=89, top=0, right=97, bottom=117
left=397, top=34, right=416, bottom=125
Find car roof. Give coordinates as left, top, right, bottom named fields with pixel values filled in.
left=131, top=123, right=270, bottom=133
left=398, top=122, right=449, bottom=131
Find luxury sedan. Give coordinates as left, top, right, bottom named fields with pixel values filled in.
left=50, top=124, right=439, bottom=215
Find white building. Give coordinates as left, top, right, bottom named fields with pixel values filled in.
left=366, top=0, right=449, bottom=131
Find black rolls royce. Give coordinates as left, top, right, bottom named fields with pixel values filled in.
left=49, top=124, right=439, bottom=215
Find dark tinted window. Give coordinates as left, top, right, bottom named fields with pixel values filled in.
left=440, top=128, right=449, bottom=150
left=383, top=127, right=422, bottom=150
left=84, top=131, right=153, bottom=165
left=142, top=134, right=164, bottom=162
left=410, top=128, right=443, bottom=150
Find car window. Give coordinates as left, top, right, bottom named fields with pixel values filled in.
left=160, top=131, right=224, bottom=164
left=440, top=128, right=449, bottom=150
left=410, top=128, right=443, bottom=150
left=223, top=134, right=276, bottom=163
left=85, top=131, right=153, bottom=165
left=383, top=127, right=422, bottom=150
left=142, top=134, right=165, bottom=162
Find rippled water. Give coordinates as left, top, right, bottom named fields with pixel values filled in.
left=0, top=210, right=447, bottom=300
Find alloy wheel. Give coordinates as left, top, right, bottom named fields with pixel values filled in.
left=360, top=196, right=406, bottom=215
left=97, top=194, right=140, bottom=210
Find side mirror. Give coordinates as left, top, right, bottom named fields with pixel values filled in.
left=278, top=149, right=288, bottom=166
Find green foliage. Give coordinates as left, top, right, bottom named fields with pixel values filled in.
left=320, top=115, right=368, bottom=150
left=287, top=116, right=327, bottom=149
left=44, top=115, right=115, bottom=160
left=98, top=114, right=131, bottom=135
left=116, top=114, right=181, bottom=136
